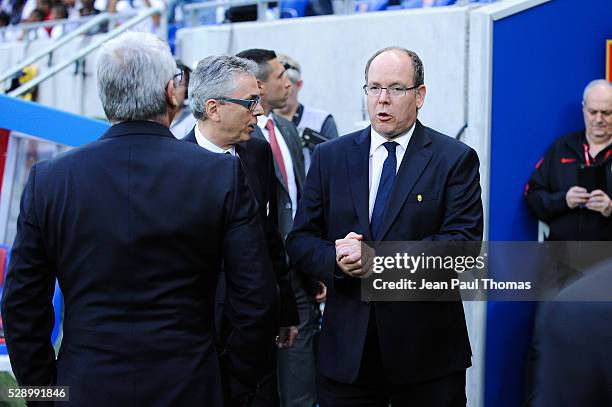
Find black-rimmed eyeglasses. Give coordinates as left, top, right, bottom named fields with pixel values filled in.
left=363, top=84, right=419, bottom=97
left=218, top=96, right=261, bottom=112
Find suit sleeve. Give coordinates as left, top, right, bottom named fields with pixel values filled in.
left=426, top=147, right=484, bottom=242
left=263, top=145, right=298, bottom=327
left=1, top=164, right=57, bottom=386
left=222, top=158, right=279, bottom=388
left=286, top=146, right=338, bottom=291
left=525, top=145, right=570, bottom=223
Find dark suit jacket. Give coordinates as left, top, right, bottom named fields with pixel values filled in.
left=183, top=128, right=298, bottom=327
left=286, top=121, right=483, bottom=384
left=1, top=121, right=278, bottom=406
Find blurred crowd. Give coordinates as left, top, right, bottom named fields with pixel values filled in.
left=1, top=0, right=495, bottom=44
left=0, top=0, right=165, bottom=43
left=0, top=0, right=103, bottom=42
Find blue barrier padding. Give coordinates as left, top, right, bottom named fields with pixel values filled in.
left=486, top=0, right=612, bottom=406
left=0, top=94, right=109, bottom=147
left=0, top=246, right=62, bottom=355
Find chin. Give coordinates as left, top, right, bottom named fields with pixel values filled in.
left=373, top=124, right=395, bottom=137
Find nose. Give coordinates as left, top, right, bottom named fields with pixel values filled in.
left=284, top=76, right=292, bottom=89
left=253, top=104, right=264, bottom=116
left=377, top=88, right=392, bottom=104
left=593, top=112, right=604, bottom=122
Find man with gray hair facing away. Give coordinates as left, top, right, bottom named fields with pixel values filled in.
left=1, top=31, right=278, bottom=406
left=183, top=55, right=299, bottom=406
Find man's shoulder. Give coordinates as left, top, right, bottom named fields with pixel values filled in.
left=41, top=131, right=231, bottom=173
left=316, top=128, right=364, bottom=152
left=555, top=130, right=584, bottom=147
left=301, top=105, right=332, bottom=119
left=273, top=113, right=298, bottom=134
left=422, top=124, right=471, bottom=153
left=539, top=130, right=584, bottom=158
left=243, top=136, right=272, bottom=157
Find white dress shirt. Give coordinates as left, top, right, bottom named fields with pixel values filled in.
left=257, top=114, right=298, bottom=219
left=194, top=124, right=236, bottom=156
left=368, top=124, right=415, bottom=220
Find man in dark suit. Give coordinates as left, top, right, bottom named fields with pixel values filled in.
left=0, top=32, right=277, bottom=406
left=286, top=47, right=483, bottom=406
left=237, top=48, right=322, bottom=407
left=182, top=55, right=299, bottom=406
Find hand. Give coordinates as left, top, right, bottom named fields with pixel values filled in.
left=315, top=282, right=327, bottom=303
left=335, top=232, right=363, bottom=277
left=585, top=189, right=612, bottom=217
left=277, top=326, right=298, bottom=349
left=335, top=232, right=363, bottom=262
left=565, top=186, right=590, bottom=209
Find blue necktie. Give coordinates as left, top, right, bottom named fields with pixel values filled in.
left=370, top=141, right=398, bottom=240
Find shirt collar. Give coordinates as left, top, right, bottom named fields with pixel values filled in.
left=369, top=123, right=415, bottom=157
left=257, top=113, right=273, bottom=130
left=194, top=123, right=236, bottom=156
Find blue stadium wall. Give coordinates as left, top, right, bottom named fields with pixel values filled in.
left=485, top=0, right=612, bottom=406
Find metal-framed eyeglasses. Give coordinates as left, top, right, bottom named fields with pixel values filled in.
left=218, top=96, right=261, bottom=112
left=363, top=84, right=420, bottom=97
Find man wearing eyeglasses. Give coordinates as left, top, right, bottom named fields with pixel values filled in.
left=237, top=48, right=320, bottom=407
left=287, top=47, right=483, bottom=406
left=182, top=55, right=299, bottom=406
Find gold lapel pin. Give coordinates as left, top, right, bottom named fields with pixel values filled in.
left=417, top=194, right=423, bottom=202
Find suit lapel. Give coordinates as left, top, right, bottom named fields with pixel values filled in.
left=274, top=114, right=304, bottom=190
left=253, top=122, right=291, bottom=195
left=347, top=127, right=372, bottom=241
left=377, top=121, right=432, bottom=240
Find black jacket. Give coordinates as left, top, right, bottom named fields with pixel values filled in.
left=525, top=131, right=612, bottom=241
left=183, top=129, right=299, bottom=326
left=287, top=122, right=482, bottom=384
left=1, top=121, right=278, bottom=406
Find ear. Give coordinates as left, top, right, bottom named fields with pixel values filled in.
left=296, top=79, right=304, bottom=90
left=257, top=78, right=265, bottom=94
left=415, top=85, right=426, bottom=109
left=205, top=99, right=221, bottom=121
left=165, top=80, right=179, bottom=109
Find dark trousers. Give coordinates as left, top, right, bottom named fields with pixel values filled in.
left=277, top=284, right=318, bottom=407
left=317, top=308, right=467, bottom=407
left=216, top=272, right=280, bottom=407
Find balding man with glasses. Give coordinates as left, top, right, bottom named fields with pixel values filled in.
left=183, top=55, right=299, bottom=406
left=287, top=47, right=483, bottom=406
left=525, top=79, right=612, bottom=241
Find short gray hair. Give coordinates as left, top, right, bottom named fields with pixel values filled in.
left=364, top=46, right=424, bottom=87
left=278, top=53, right=301, bottom=84
left=582, top=79, right=612, bottom=103
left=189, top=55, right=258, bottom=120
left=97, top=31, right=176, bottom=122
